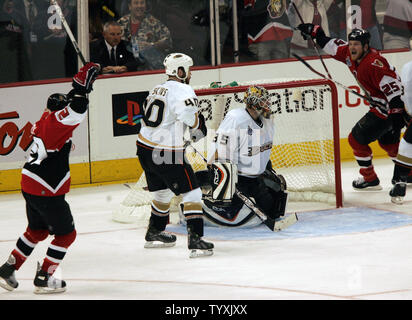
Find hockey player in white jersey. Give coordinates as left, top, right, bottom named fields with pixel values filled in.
left=198, top=86, right=294, bottom=229
left=390, top=60, right=412, bottom=204
left=136, top=53, right=213, bottom=257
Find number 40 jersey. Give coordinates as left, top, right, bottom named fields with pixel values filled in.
left=137, top=80, right=200, bottom=150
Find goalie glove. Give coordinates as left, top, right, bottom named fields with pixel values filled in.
left=72, top=62, right=101, bottom=95
left=190, top=113, right=207, bottom=142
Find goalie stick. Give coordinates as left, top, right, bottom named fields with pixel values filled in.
left=51, top=0, right=86, bottom=66
left=292, top=53, right=386, bottom=108
left=183, top=141, right=297, bottom=231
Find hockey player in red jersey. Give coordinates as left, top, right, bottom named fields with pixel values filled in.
left=0, top=62, right=100, bottom=294
left=296, top=24, right=409, bottom=190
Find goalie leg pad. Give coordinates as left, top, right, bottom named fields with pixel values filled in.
left=210, top=162, right=238, bottom=206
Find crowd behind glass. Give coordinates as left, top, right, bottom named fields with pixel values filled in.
left=0, top=0, right=411, bottom=84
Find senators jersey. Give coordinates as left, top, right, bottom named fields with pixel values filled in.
left=137, top=80, right=199, bottom=150
left=323, top=38, right=403, bottom=118
left=210, top=108, right=274, bottom=178
left=21, top=105, right=87, bottom=196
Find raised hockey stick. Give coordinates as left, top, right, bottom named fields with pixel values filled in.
left=51, top=0, right=87, bottom=66
left=291, top=1, right=332, bottom=79
left=292, top=53, right=386, bottom=108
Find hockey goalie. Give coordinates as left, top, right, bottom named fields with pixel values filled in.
left=184, top=86, right=297, bottom=230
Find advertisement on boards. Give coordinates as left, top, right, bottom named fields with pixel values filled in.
left=0, top=83, right=89, bottom=171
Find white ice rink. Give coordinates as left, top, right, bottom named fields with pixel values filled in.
left=1, top=157, right=412, bottom=300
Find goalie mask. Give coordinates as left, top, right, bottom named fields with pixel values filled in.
left=47, top=93, right=68, bottom=111
left=244, top=86, right=272, bottom=119
left=163, top=53, right=193, bottom=82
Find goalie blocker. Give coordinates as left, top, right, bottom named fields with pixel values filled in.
left=195, top=162, right=295, bottom=230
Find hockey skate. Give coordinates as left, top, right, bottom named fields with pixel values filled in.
left=33, top=262, right=66, bottom=294
left=274, top=213, right=298, bottom=232
left=0, top=261, right=18, bottom=291
left=188, top=226, right=214, bottom=258
left=390, top=180, right=407, bottom=205
left=352, top=177, right=382, bottom=190
left=144, top=223, right=176, bottom=248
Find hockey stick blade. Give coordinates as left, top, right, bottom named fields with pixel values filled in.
left=274, top=213, right=298, bottom=232
left=235, top=189, right=275, bottom=231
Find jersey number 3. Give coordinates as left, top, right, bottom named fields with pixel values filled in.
left=143, top=99, right=165, bottom=127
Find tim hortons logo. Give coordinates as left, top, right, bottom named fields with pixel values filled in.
left=0, top=111, right=33, bottom=156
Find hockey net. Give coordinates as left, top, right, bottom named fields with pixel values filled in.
left=112, top=78, right=342, bottom=224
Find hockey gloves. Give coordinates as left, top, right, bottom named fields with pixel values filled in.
left=72, top=62, right=101, bottom=95
left=190, top=113, right=207, bottom=142
left=297, top=23, right=322, bottom=40
left=388, top=109, right=408, bottom=132
left=388, top=96, right=410, bottom=131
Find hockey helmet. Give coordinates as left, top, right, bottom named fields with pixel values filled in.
left=47, top=93, right=68, bottom=111
left=348, top=28, right=370, bottom=46
left=244, top=86, right=272, bottom=118
left=163, top=53, right=193, bottom=81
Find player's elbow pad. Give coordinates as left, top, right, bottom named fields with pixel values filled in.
left=314, top=27, right=331, bottom=49
left=190, top=113, right=207, bottom=142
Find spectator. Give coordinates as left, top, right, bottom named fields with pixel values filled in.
left=288, top=0, right=333, bottom=57
left=155, top=0, right=209, bottom=66
left=348, top=0, right=382, bottom=50
left=13, top=0, right=45, bottom=54
left=241, top=0, right=293, bottom=61
left=30, top=0, right=77, bottom=79
left=382, top=0, right=412, bottom=50
left=90, top=21, right=139, bottom=74
left=327, top=0, right=346, bottom=39
left=327, top=0, right=383, bottom=50
left=89, top=0, right=104, bottom=43
left=0, top=0, right=32, bottom=82
left=117, top=0, right=172, bottom=70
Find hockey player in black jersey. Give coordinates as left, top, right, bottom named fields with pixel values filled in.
left=0, top=62, right=100, bottom=294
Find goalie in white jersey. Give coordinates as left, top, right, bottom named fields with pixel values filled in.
left=136, top=53, right=213, bottom=257
left=198, top=86, right=290, bottom=228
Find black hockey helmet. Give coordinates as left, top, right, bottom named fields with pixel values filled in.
left=47, top=93, right=68, bottom=111
left=348, top=28, right=370, bottom=46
